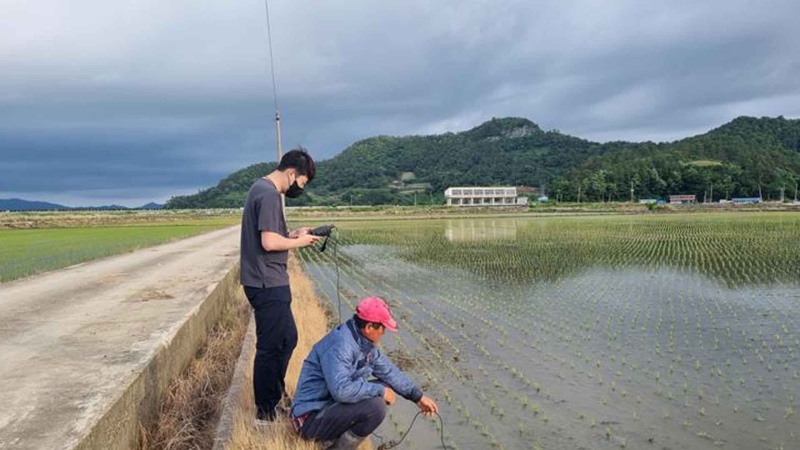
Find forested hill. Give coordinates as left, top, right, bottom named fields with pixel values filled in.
left=166, top=116, right=800, bottom=208
left=551, top=116, right=800, bottom=202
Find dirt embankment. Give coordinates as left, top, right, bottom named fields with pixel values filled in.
left=219, top=254, right=372, bottom=450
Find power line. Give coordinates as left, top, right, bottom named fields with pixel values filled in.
left=263, top=0, right=279, bottom=114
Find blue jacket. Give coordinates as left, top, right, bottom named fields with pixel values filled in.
left=292, top=318, right=423, bottom=417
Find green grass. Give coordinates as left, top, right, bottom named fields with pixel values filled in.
left=0, top=220, right=237, bottom=283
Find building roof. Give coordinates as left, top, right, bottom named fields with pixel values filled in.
left=445, top=186, right=515, bottom=190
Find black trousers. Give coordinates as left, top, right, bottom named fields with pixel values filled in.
left=301, top=397, right=387, bottom=441
left=245, top=284, right=297, bottom=420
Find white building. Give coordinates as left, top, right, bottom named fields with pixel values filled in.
left=444, top=186, right=519, bottom=206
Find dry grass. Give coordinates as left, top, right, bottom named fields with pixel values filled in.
left=224, top=253, right=372, bottom=450
left=138, top=287, right=251, bottom=450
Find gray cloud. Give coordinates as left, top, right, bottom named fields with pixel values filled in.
left=1, top=0, right=799, bottom=206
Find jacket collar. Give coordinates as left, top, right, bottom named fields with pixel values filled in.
left=346, top=318, right=374, bottom=353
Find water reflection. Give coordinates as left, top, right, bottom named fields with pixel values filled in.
left=444, top=218, right=518, bottom=242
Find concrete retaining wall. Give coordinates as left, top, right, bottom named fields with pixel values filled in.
left=73, top=264, right=245, bottom=450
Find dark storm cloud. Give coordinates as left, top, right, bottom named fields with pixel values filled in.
left=1, top=0, right=798, bottom=206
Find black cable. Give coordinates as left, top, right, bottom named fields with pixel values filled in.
left=314, top=227, right=342, bottom=325
left=375, top=411, right=449, bottom=450
left=334, top=236, right=342, bottom=325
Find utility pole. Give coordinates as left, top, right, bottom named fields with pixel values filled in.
left=577, top=183, right=582, bottom=203
left=276, top=111, right=284, bottom=214
left=630, top=180, right=634, bottom=203
left=795, top=182, right=798, bottom=203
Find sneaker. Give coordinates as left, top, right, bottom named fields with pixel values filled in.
left=254, top=405, right=291, bottom=428
left=254, top=417, right=275, bottom=428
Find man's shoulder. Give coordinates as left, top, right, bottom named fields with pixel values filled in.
left=318, top=324, right=355, bottom=353
left=246, top=179, right=280, bottom=206
left=249, top=178, right=279, bottom=196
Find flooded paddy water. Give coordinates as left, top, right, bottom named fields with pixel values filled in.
left=296, top=213, right=800, bottom=450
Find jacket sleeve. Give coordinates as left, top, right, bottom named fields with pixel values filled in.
left=372, top=348, right=423, bottom=403
left=320, top=344, right=384, bottom=403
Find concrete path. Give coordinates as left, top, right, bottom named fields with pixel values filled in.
left=0, top=226, right=241, bottom=450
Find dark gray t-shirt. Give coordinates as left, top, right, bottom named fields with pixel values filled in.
left=240, top=178, right=289, bottom=288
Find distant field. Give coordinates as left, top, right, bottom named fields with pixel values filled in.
left=0, top=210, right=241, bottom=283
left=0, top=208, right=242, bottom=229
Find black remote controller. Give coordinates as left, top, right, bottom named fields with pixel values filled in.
left=310, top=225, right=335, bottom=237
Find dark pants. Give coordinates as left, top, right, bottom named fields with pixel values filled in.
left=245, top=284, right=297, bottom=420
left=300, top=397, right=387, bottom=441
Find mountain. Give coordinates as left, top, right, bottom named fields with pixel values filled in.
left=166, top=116, right=800, bottom=208
left=0, top=198, right=68, bottom=211
left=1, top=199, right=166, bottom=211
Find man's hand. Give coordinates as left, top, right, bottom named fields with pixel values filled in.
left=296, top=234, right=321, bottom=248
left=417, top=395, right=439, bottom=418
left=382, top=387, right=397, bottom=406
left=289, top=227, right=314, bottom=238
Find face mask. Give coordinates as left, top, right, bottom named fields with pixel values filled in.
left=285, top=172, right=305, bottom=198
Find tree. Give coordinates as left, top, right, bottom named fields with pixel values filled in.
left=717, top=174, right=735, bottom=200
left=551, top=177, right=571, bottom=202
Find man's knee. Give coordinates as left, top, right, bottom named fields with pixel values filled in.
left=366, top=396, right=387, bottom=417
left=355, top=397, right=386, bottom=435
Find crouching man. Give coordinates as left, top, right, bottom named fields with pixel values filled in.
left=291, top=296, right=439, bottom=450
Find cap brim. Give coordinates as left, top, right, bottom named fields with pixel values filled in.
left=383, top=318, right=398, bottom=332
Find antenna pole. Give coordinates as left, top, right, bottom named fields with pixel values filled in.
left=263, top=0, right=285, bottom=213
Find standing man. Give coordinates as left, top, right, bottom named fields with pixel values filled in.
left=240, top=147, right=321, bottom=423
left=291, top=296, right=439, bottom=450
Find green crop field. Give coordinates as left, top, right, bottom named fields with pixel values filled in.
left=296, top=212, right=800, bottom=450
left=0, top=211, right=240, bottom=283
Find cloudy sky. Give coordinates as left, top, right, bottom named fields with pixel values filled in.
left=2, top=0, right=799, bottom=206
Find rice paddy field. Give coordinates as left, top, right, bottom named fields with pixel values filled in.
left=295, top=212, right=800, bottom=450
left=0, top=210, right=240, bottom=283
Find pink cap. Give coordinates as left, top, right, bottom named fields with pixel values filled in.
left=356, top=296, right=398, bottom=332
